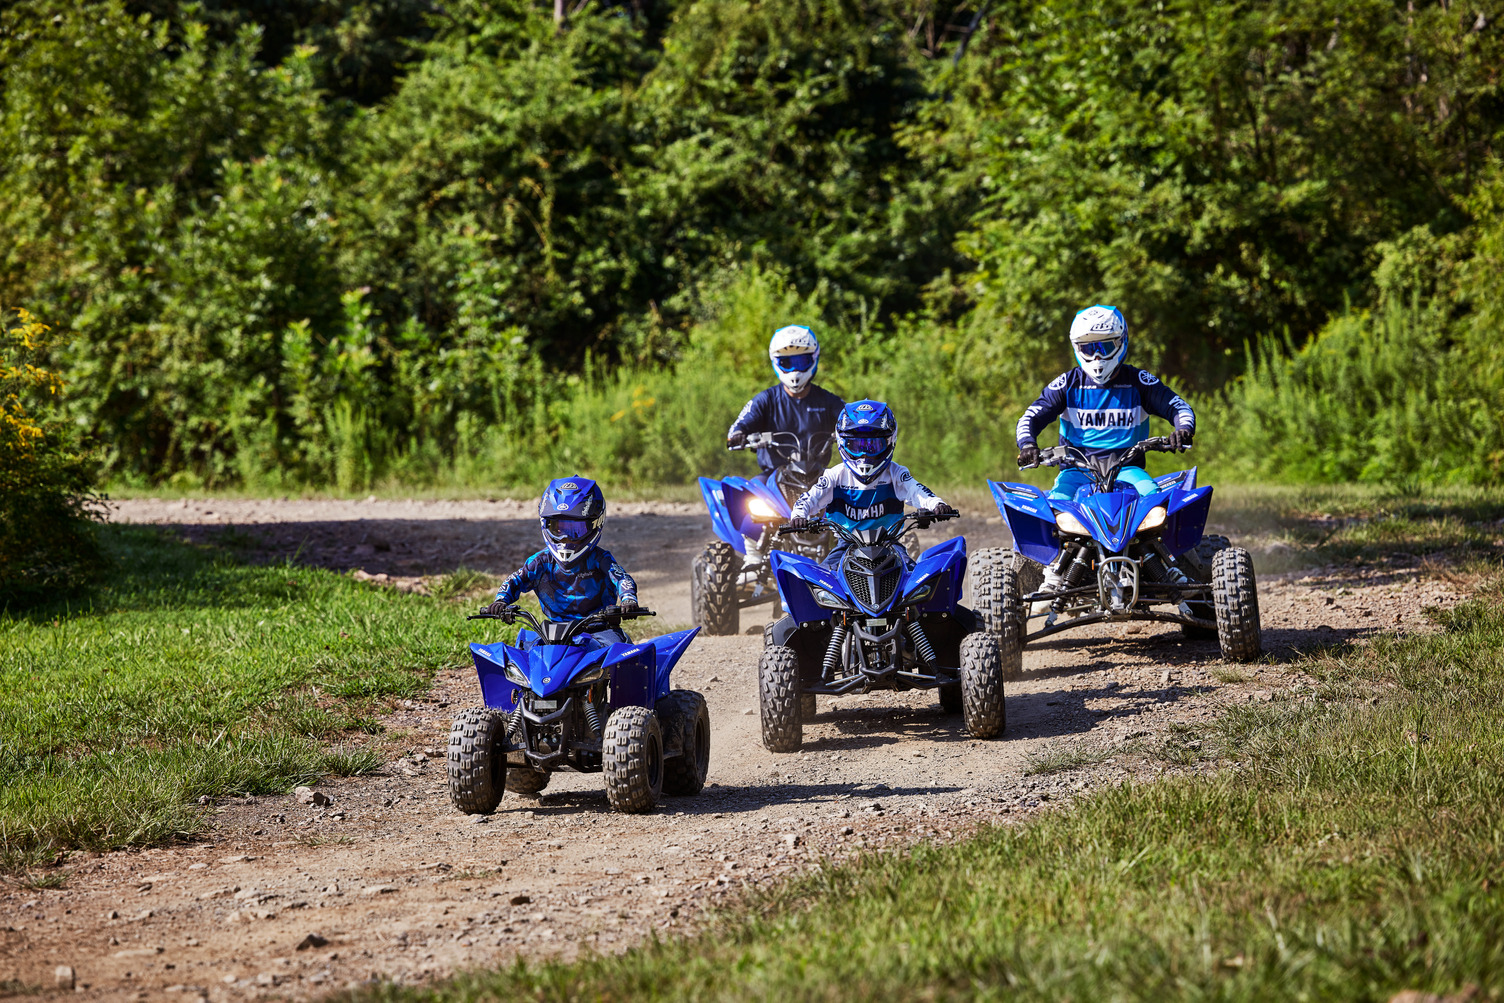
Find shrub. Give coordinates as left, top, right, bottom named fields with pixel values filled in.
left=0, top=310, right=100, bottom=605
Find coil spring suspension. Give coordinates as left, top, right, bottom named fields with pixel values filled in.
left=906, top=620, right=937, bottom=667
left=1063, top=546, right=1093, bottom=588
left=507, top=705, right=525, bottom=742
left=822, top=625, right=848, bottom=681
left=582, top=697, right=603, bottom=738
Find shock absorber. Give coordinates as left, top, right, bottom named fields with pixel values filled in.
left=821, top=625, right=848, bottom=681
left=906, top=620, right=937, bottom=667
left=582, top=696, right=603, bottom=738
left=507, top=704, right=525, bottom=742
left=1063, top=546, right=1093, bottom=588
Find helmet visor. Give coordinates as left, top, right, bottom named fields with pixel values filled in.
left=544, top=517, right=594, bottom=541
left=774, top=352, right=816, bottom=373
left=1076, top=338, right=1122, bottom=361
left=842, top=435, right=891, bottom=459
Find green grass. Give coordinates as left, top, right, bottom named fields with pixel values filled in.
left=367, top=574, right=1504, bottom=1002
left=0, top=525, right=503, bottom=869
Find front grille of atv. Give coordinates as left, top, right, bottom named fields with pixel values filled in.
left=843, top=554, right=901, bottom=610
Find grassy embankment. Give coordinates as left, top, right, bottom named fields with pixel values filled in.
left=369, top=491, right=1504, bottom=1003
left=0, top=526, right=500, bottom=872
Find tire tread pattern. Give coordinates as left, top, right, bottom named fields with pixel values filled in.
left=447, top=707, right=506, bottom=814
left=960, top=632, right=1007, bottom=738
left=602, top=705, right=663, bottom=813
left=658, top=690, right=711, bottom=796
left=692, top=541, right=740, bottom=636
left=759, top=644, right=802, bottom=752
left=1212, top=546, right=1262, bottom=662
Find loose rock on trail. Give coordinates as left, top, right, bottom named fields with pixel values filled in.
left=0, top=497, right=1466, bottom=999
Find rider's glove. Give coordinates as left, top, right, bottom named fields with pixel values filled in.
left=726, top=430, right=746, bottom=449
left=1017, top=443, right=1039, bottom=468
left=616, top=599, right=639, bottom=614
left=787, top=516, right=813, bottom=531
left=1168, top=428, right=1194, bottom=451
left=482, top=600, right=515, bottom=623
left=933, top=503, right=956, bottom=517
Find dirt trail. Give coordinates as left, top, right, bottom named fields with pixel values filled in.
left=1, top=498, right=1469, bottom=1000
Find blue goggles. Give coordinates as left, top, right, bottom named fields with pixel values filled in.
left=842, top=435, right=891, bottom=459
left=774, top=353, right=816, bottom=373
left=1076, top=338, right=1122, bottom=361
left=544, top=517, right=594, bottom=541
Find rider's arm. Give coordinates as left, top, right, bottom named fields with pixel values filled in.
left=605, top=556, right=638, bottom=606
left=727, top=390, right=769, bottom=439
left=790, top=467, right=838, bottom=520
left=493, top=554, right=541, bottom=606
left=1138, top=373, right=1196, bottom=435
left=1015, top=375, right=1069, bottom=448
left=893, top=465, right=944, bottom=511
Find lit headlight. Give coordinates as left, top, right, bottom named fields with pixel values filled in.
left=903, top=582, right=935, bottom=605
left=1135, top=505, right=1168, bottom=534
left=747, top=497, right=780, bottom=522
left=1055, top=511, right=1091, bottom=536
left=504, top=661, right=529, bottom=687
left=810, top=587, right=852, bottom=611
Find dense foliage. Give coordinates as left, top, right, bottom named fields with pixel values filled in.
left=1, top=0, right=1500, bottom=488
left=0, top=311, right=99, bottom=604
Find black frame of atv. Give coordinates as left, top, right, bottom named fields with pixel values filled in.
left=772, top=509, right=966, bottom=694
left=1016, top=436, right=1217, bottom=641
left=468, top=605, right=666, bottom=772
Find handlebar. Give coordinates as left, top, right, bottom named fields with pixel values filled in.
left=774, top=509, right=958, bottom=538
left=728, top=430, right=836, bottom=453
left=468, top=605, right=656, bottom=643
left=1019, top=435, right=1185, bottom=471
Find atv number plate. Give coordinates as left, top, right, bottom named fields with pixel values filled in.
left=531, top=699, right=559, bottom=710
left=863, top=618, right=889, bottom=630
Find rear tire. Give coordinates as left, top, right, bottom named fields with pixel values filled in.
left=1179, top=534, right=1229, bottom=639
left=759, top=643, right=802, bottom=752
left=1212, top=547, right=1262, bottom=662
left=970, top=548, right=1027, bottom=681
left=800, top=692, right=817, bottom=720
left=692, top=541, right=740, bottom=636
left=504, top=768, right=550, bottom=795
left=603, top=705, right=664, bottom=813
left=447, top=708, right=507, bottom=814
left=658, top=690, right=711, bottom=796
left=960, top=632, right=1006, bottom=738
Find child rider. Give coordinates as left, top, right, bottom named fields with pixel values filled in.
left=787, top=400, right=955, bottom=569
left=1014, top=304, right=1196, bottom=614
left=481, top=478, right=638, bottom=647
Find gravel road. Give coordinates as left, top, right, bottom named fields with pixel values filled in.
left=0, top=497, right=1468, bottom=1000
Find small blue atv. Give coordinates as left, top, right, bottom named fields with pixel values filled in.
left=757, top=509, right=1005, bottom=751
left=448, top=606, right=708, bottom=814
left=973, top=436, right=1261, bottom=665
left=693, top=431, right=835, bottom=635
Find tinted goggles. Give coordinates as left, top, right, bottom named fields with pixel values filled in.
left=544, top=517, right=594, bottom=540
left=842, top=435, right=891, bottom=458
left=1076, top=338, right=1122, bottom=361
left=774, top=352, right=816, bottom=373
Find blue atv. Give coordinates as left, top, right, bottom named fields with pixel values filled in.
left=757, top=509, right=1006, bottom=752
left=448, top=606, right=708, bottom=815
left=972, top=436, right=1261, bottom=664
left=693, top=431, right=836, bottom=635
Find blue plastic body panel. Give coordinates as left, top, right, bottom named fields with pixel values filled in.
left=771, top=536, right=967, bottom=622
left=988, top=469, right=1214, bottom=561
left=699, top=471, right=796, bottom=552
left=471, top=626, right=701, bottom=712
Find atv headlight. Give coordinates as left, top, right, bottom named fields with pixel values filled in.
left=1135, top=505, right=1168, bottom=535
left=1055, top=511, right=1091, bottom=537
left=504, top=661, right=529, bottom=687
left=747, top=497, right=780, bottom=522
left=902, top=582, right=935, bottom=605
left=573, top=664, right=607, bottom=687
left=810, top=587, right=852, bottom=611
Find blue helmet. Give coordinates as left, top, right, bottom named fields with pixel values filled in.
left=836, top=400, right=896, bottom=484
left=539, top=477, right=605, bottom=566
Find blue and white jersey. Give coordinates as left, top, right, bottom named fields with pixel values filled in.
left=1016, top=366, right=1194, bottom=454
left=495, top=548, right=637, bottom=622
left=728, top=384, right=845, bottom=473
left=791, top=462, right=944, bottom=527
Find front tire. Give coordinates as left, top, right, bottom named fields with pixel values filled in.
left=960, top=632, right=1006, bottom=738
left=658, top=690, right=711, bottom=796
left=970, top=548, right=1027, bottom=679
left=759, top=644, right=802, bottom=752
left=1212, top=547, right=1262, bottom=662
left=603, top=706, right=664, bottom=813
left=447, top=708, right=507, bottom=814
left=692, top=541, right=740, bottom=636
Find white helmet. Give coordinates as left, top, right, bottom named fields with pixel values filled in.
left=768, top=325, right=820, bottom=393
left=1069, top=305, right=1128, bottom=384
